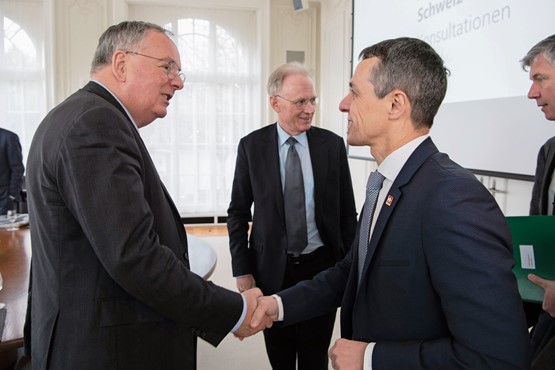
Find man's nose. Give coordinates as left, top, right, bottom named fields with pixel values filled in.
left=339, top=94, right=351, bottom=112
left=528, top=82, right=540, bottom=100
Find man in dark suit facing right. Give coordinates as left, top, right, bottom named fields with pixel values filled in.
left=249, top=37, right=531, bottom=369
left=25, top=20, right=268, bottom=370
left=227, top=62, right=357, bottom=369
left=0, top=127, right=24, bottom=215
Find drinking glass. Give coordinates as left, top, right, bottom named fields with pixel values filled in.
left=6, top=210, right=18, bottom=231
left=0, top=273, right=5, bottom=309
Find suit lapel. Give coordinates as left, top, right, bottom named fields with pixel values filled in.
left=260, top=124, right=285, bottom=221
left=360, top=138, right=439, bottom=278
left=307, top=127, right=328, bottom=213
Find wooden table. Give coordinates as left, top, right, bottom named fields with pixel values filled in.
left=0, top=227, right=30, bottom=350
left=0, top=228, right=217, bottom=353
left=0, top=226, right=31, bottom=369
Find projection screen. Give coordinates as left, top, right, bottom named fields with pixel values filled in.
left=349, top=0, right=555, bottom=179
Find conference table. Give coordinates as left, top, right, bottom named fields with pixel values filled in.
left=0, top=225, right=31, bottom=369
left=0, top=223, right=217, bottom=369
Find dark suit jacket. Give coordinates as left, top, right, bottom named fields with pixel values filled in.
left=279, top=138, right=530, bottom=369
left=0, top=128, right=24, bottom=213
left=530, top=136, right=555, bottom=215
left=528, top=136, right=555, bottom=366
left=25, top=82, right=243, bottom=370
left=227, top=123, right=357, bottom=294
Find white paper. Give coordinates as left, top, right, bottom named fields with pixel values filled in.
left=519, top=245, right=536, bottom=270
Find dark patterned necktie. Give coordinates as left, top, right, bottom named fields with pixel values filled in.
left=358, top=171, right=385, bottom=281
left=284, top=137, right=308, bottom=256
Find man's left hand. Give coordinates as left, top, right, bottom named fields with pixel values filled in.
left=328, top=338, right=368, bottom=370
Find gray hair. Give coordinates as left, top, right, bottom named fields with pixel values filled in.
left=90, top=21, right=171, bottom=75
left=359, top=37, right=449, bottom=128
left=521, top=35, right=555, bottom=71
left=267, top=62, right=315, bottom=96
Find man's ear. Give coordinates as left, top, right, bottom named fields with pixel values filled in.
left=389, top=89, right=409, bottom=120
left=269, top=96, right=280, bottom=113
left=112, top=50, right=127, bottom=81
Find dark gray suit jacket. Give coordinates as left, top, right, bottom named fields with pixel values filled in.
left=0, top=128, right=24, bottom=214
left=227, top=123, right=357, bottom=294
left=279, top=138, right=531, bottom=369
left=25, top=82, right=243, bottom=369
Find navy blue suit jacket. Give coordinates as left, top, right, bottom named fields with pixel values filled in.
left=279, top=138, right=530, bottom=369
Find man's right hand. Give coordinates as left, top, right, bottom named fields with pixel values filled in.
left=236, top=275, right=256, bottom=293
left=251, top=296, right=279, bottom=328
left=234, top=288, right=273, bottom=339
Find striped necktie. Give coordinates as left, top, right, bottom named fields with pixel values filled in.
left=284, top=137, right=308, bottom=256
left=358, top=171, right=385, bottom=281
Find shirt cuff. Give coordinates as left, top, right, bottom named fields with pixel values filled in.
left=272, top=294, right=284, bottom=321
left=231, top=294, right=247, bottom=333
left=364, top=342, right=375, bottom=369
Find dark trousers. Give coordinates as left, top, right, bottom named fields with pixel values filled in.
left=263, top=247, right=337, bottom=370
left=530, top=312, right=555, bottom=370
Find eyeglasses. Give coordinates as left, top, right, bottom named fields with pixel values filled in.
left=276, top=95, right=319, bottom=109
left=125, top=51, right=186, bottom=82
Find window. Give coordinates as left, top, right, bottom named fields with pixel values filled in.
left=0, top=12, right=46, bottom=164
left=135, top=7, right=261, bottom=217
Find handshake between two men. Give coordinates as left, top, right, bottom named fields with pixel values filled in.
left=233, top=288, right=278, bottom=339
left=233, top=290, right=359, bottom=370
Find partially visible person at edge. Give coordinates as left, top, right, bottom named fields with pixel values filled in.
left=521, top=34, right=555, bottom=370
left=0, top=127, right=24, bottom=215
left=23, top=20, right=270, bottom=370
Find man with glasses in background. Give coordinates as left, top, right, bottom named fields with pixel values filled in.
left=227, top=62, right=357, bottom=369
left=24, top=20, right=269, bottom=370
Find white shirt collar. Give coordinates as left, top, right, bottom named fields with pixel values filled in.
left=377, top=135, right=429, bottom=182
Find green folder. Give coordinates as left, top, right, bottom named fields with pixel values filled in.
left=506, top=216, right=555, bottom=303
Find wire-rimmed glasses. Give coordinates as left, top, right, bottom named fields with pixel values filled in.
left=0, top=272, right=5, bottom=309
left=124, top=51, right=186, bottom=82
left=275, top=95, right=319, bottom=109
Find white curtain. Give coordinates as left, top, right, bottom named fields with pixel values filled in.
left=0, top=0, right=46, bottom=166
left=130, top=5, right=262, bottom=217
